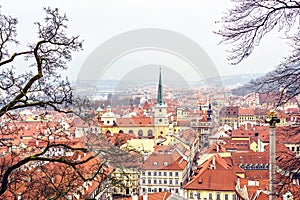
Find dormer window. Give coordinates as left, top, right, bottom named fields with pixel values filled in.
left=163, top=162, right=168, bottom=166
left=153, top=162, right=158, bottom=166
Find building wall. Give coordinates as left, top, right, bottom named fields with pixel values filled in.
left=238, top=115, right=256, bottom=124
left=174, top=125, right=190, bottom=134
left=257, top=138, right=268, bottom=152
left=231, top=137, right=250, bottom=141
left=112, top=167, right=139, bottom=196
left=250, top=141, right=258, bottom=152
left=140, top=168, right=187, bottom=196
left=184, top=189, right=237, bottom=200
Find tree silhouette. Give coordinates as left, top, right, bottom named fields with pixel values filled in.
left=217, top=1, right=300, bottom=197
left=217, top=0, right=300, bottom=105
left=0, top=8, right=119, bottom=199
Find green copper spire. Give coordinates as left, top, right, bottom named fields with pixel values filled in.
left=157, top=67, right=164, bottom=105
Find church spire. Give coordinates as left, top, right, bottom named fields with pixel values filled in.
left=157, top=67, right=164, bottom=105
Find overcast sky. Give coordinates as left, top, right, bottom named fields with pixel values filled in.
left=0, top=0, right=291, bottom=82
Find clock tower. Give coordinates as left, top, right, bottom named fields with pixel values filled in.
left=153, top=68, right=168, bottom=137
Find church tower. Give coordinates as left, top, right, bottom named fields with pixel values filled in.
left=153, top=68, right=168, bottom=138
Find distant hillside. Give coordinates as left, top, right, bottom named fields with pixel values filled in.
left=220, top=73, right=265, bottom=87
left=74, top=73, right=265, bottom=94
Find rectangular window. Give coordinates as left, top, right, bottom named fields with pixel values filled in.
left=189, top=192, right=193, bottom=199
left=153, top=172, right=157, bottom=176
left=142, top=171, right=145, bottom=176
left=159, top=179, right=162, bottom=184
left=169, top=172, right=173, bottom=176
left=148, top=179, right=151, bottom=184
left=164, top=179, right=167, bottom=184
left=148, top=172, right=151, bottom=176
left=209, top=193, right=212, bottom=200
left=169, top=179, right=173, bottom=184
left=142, top=179, right=145, bottom=184
left=224, top=194, right=228, bottom=200
left=148, top=188, right=151, bottom=193
left=175, top=172, right=179, bottom=177
left=197, top=193, right=200, bottom=199
left=159, top=172, right=162, bottom=176
left=175, top=179, right=179, bottom=185
left=232, top=194, right=236, bottom=200
left=154, top=179, right=157, bottom=184
left=216, top=193, right=220, bottom=200
left=164, top=172, right=167, bottom=176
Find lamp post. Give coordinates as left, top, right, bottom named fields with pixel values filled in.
left=265, top=110, right=280, bottom=200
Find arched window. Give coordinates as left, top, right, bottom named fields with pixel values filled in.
left=148, top=130, right=153, bottom=137
left=138, top=129, right=143, bottom=136
left=119, top=130, right=124, bottom=133
left=129, top=130, right=133, bottom=134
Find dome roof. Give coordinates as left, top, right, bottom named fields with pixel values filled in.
left=96, top=107, right=103, bottom=112
left=102, top=112, right=115, bottom=118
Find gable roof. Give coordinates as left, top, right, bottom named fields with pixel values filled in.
left=224, top=140, right=250, bottom=152
left=231, top=152, right=269, bottom=166
left=142, top=148, right=187, bottom=170
left=184, top=169, right=237, bottom=191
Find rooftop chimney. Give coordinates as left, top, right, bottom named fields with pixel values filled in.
left=212, top=156, right=216, bottom=169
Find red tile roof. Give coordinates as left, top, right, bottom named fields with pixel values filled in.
left=238, top=108, right=255, bottom=115
left=245, top=170, right=269, bottom=179
left=256, top=191, right=269, bottom=200
left=239, top=178, right=270, bottom=199
left=224, top=139, right=250, bottom=152
left=177, top=120, right=190, bottom=126
left=184, top=169, right=237, bottom=191
left=231, top=125, right=269, bottom=139
left=194, top=154, right=231, bottom=176
left=121, top=192, right=172, bottom=200
left=231, top=152, right=269, bottom=166
left=116, top=118, right=154, bottom=127
left=142, top=148, right=187, bottom=170
left=107, top=132, right=137, bottom=147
